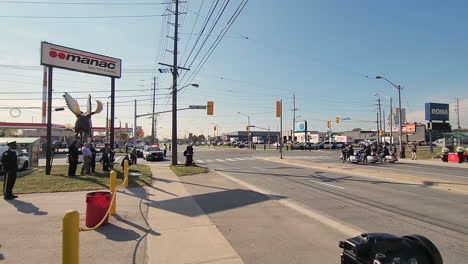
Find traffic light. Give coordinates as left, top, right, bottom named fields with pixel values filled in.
left=327, top=120, right=331, bottom=129
left=246, top=125, right=249, bottom=131
left=276, top=101, right=281, bottom=117
left=336, top=116, right=340, bottom=124
left=379, top=130, right=384, bottom=136
left=207, top=101, right=214, bottom=115
left=214, top=125, right=217, bottom=131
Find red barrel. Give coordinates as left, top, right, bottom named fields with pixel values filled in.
left=85, top=191, right=112, bottom=228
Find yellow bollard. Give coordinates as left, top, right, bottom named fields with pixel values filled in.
left=62, top=210, right=80, bottom=264
left=123, top=160, right=129, bottom=188
left=110, top=171, right=117, bottom=215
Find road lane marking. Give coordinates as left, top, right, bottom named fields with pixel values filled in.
left=234, top=158, right=245, bottom=161
left=215, top=159, right=226, bottom=162
left=309, top=180, right=345, bottom=189
left=215, top=170, right=363, bottom=237
left=254, top=157, right=264, bottom=159
left=196, top=160, right=204, bottom=163
left=206, top=159, right=214, bottom=162
left=244, top=157, right=256, bottom=160
left=225, top=158, right=236, bottom=161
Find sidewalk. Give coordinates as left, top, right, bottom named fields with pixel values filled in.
left=146, top=163, right=244, bottom=264
left=0, top=187, right=150, bottom=263
left=398, top=158, right=468, bottom=168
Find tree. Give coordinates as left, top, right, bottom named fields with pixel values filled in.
left=352, top=128, right=362, bottom=132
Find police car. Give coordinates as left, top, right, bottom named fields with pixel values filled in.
left=0, top=146, right=29, bottom=172
left=142, top=145, right=164, bottom=161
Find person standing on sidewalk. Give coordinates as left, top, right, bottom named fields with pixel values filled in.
left=80, top=143, right=92, bottom=176
left=411, top=142, right=417, bottom=160
left=184, top=145, right=194, bottom=166
left=441, top=146, right=450, bottom=163
left=2, top=141, right=18, bottom=200
left=68, top=140, right=79, bottom=176
left=456, top=145, right=465, bottom=163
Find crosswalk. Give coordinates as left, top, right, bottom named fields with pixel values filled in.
left=195, top=156, right=272, bottom=164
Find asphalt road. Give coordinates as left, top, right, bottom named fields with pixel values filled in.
left=176, top=146, right=468, bottom=264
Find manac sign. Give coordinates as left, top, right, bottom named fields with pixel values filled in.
left=425, top=103, right=449, bottom=121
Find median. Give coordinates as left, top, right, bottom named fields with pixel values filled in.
left=0, top=164, right=152, bottom=194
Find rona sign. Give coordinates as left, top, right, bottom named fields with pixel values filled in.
left=41, top=42, right=121, bottom=78
left=425, top=103, right=449, bottom=121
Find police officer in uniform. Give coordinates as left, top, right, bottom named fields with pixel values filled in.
left=456, top=145, right=465, bottom=164
left=68, top=140, right=79, bottom=176
left=2, top=141, right=19, bottom=200
left=441, top=146, right=450, bottom=163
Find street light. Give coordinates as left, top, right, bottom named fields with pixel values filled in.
left=237, top=112, right=251, bottom=148
left=376, top=76, right=404, bottom=158
left=171, top=83, right=199, bottom=93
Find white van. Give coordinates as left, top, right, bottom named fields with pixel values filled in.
left=0, top=145, right=30, bottom=172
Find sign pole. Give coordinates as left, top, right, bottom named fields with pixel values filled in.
left=110, top=77, right=115, bottom=166
left=45, top=66, right=53, bottom=175
left=429, top=120, right=433, bottom=152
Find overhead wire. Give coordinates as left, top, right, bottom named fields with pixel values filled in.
left=0, top=1, right=167, bottom=5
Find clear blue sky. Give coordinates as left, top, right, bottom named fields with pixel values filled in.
left=0, top=0, right=467, bottom=138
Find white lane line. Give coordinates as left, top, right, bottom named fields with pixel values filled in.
left=254, top=157, right=264, bottom=159
left=234, top=158, right=245, bottom=161
left=206, top=159, right=214, bottom=162
left=309, top=180, right=345, bottom=190
left=225, top=158, right=236, bottom=161
left=195, top=160, right=204, bottom=163
left=245, top=157, right=256, bottom=160
left=215, top=159, right=226, bottom=162
left=215, top=170, right=362, bottom=237
left=251, top=166, right=267, bottom=171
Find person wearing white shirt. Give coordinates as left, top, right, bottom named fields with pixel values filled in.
left=80, top=143, right=93, bottom=175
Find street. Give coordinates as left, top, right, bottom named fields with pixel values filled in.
left=170, top=147, right=468, bottom=264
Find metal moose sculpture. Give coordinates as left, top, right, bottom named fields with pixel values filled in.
left=63, top=92, right=103, bottom=143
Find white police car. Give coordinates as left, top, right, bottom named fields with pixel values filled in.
left=142, top=145, right=164, bottom=161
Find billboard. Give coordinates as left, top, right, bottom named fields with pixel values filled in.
left=41, top=42, right=122, bottom=78
left=294, top=121, right=307, bottom=132
left=425, top=103, right=449, bottom=121
left=401, top=123, right=416, bottom=134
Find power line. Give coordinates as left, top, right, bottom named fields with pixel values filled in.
left=0, top=14, right=164, bottom=19
left=0, top=0, right=167, bottom=4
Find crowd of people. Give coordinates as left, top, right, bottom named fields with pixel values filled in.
left=67, top=140, right=114, bottom=176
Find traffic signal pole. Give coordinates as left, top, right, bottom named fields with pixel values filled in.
left=171, top=0, right=179, bottom=165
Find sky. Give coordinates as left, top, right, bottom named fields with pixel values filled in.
left=0, top=0, right=467, bottom=139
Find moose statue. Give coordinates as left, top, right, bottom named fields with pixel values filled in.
left=63, top=92, right=103, bottom=143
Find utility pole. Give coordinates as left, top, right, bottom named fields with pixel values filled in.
left=171, top=0, right=180, bottom=165
left=280, top=99, right=283, bottom=159
left=292, top=93, right=296, bottom=144
left=389, top=97, right=393, bottom=148
left=456, top=97, right=461, bottom=132
left=134, top=99, right=137, bottom=146
left=151, top=76, right=157, bottom=144
left=377, top=98, right=382, bottom=143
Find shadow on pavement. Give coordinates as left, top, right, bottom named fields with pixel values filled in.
left=96, top=223, right=141, bottom=242
left=6, top=199, right=48, bottom=215
left=146, top=189, right=286, bottom=217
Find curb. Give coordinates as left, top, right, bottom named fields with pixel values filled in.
left=264, top=157, right=468, bottom=195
